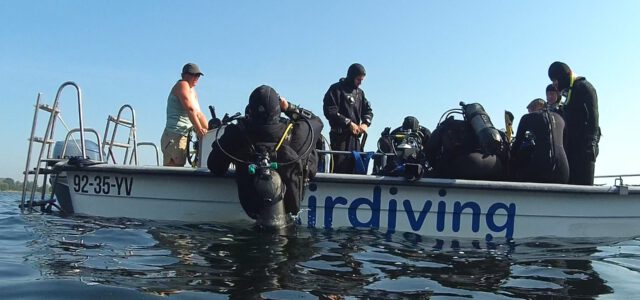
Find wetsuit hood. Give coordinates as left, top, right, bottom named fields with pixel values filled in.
left=402, top=116, right=420, bottom=132
left=346, top=63, right=366, bottom=89
left=247, top=85, right=281, bottom=125
left=548, top=61, right=572, bottom=91
left=545, top=84, right=556, bottom=93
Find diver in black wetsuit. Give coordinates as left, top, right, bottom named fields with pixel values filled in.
left=207, top=85, right=324, bottom=219
left=548, top=61, right=600, bottom=185
left=510, top=108, right=569, bottom=184
left=323, top=63, right=374, bottom=174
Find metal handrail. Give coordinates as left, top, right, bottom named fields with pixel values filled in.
left=594, top=174, right=640, bottom=187
left=317, top=149, right=394, bottom=156
left=60, top=128, right=104, bottom=161
left=53, top=82, right=85, bottom=157
left=137, top=142, right=160, bottom=166
left=594, top=174, right=640, bottom=178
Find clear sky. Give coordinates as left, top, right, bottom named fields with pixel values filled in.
left=2, top=1, right=639, bottom=184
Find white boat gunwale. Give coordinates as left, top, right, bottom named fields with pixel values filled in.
left=54, top=162, right=637, bottom=196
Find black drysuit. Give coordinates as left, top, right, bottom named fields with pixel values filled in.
left=510, top=110, right=569, bottom=184
left=323, top=79, right=373, bottom=173
left=563, top=77, right=600, bottom=185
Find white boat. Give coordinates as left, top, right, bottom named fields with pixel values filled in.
left=21, top=82, right=640, bottom=240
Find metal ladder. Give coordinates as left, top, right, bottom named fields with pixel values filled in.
left=101, top=104, right=160, bottom=166
left=20, top=81, right=95, bottom=212
left=102, top=104, right=139, bottom=165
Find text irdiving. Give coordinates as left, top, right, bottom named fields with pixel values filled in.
left=306, top=185, right=516, bottom=240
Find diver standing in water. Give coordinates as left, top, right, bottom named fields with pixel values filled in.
left=323, top=63, right=374, bottom=173
left=548, top=61, right=600, bottom=185
left=207, top=85, right=323, bottom=224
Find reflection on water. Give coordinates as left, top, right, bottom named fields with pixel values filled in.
left=2, top=192, right=640, bottom=299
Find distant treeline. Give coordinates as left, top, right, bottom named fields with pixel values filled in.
left=0, top=178, right=48, bottom=192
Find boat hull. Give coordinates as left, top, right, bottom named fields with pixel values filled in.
left=57, top=164, right=640, bottom=240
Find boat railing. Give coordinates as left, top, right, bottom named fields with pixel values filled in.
left=137, top=142, right=160, bottom=166
left=316, top=149, right=395, bottom=174
left=59, top=128, right=104, bottom=161
left=594, top=174, right=640, bottom=187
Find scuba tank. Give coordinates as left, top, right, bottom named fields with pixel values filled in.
left=460, top=102, right=504, bottom=155
left=248, top=145, right=288, bottom=227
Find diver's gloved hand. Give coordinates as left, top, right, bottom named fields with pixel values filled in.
left=381, top=127, right=391, bottom=137
left=283, top=101, right=313, bottom=121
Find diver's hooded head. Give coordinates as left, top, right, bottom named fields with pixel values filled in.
left=247, top=85, right=281, bottom=125
left=402, top=116, right=420, bottom=132
left=548, top=61, right=572, bottom=91
left=346, top=63, right=366, bottom=88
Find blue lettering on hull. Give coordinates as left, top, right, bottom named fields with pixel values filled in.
left=306, top=184, right=516, bottom=240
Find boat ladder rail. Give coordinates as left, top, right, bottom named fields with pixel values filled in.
left=21, top=81, right=93, bottom=213
left=102, top=104, right=138, bottom=165
left=101, top=104, right=159, bottom=166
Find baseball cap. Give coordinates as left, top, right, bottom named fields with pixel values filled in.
left=182, top=63, right=204, bottom=76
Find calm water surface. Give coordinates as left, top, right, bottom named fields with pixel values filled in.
left=2, top=191, right=640, bottom=299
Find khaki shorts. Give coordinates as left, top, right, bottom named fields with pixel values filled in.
left=161, top=129, right=188, bottom=166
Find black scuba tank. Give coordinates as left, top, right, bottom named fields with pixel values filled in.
left=460, top=102, right=504, bottom=155
left=252, top=170, right=285, bottom=203
left=248, top=148, right=285, bottom=206
left=248, top=146, right=288, bottom=227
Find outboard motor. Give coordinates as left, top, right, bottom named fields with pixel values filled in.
left=248, top=147, right=288, bottom=227
left=52, top=140, right=101, bottom=165
left=460, top=102, right=504, bottom=155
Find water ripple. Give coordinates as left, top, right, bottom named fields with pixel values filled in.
left=1, top=192, right=639, bottom=298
